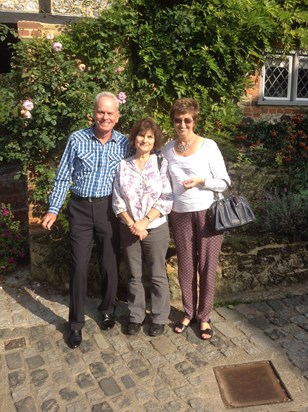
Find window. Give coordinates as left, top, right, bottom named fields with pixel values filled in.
left=259, top=51, right=308, bottom=105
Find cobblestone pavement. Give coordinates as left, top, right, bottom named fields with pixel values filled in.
left=0, top=269, right=308, bottom=412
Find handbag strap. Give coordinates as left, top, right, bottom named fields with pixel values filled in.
left=213, top=178, right=231, bottom=200
left=222, top=178, right=231, bottom=189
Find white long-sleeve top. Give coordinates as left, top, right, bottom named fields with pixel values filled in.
left=162, top=138, right=231, bottom=213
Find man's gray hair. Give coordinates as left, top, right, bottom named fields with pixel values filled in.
left=94, top=91, right=119, bottom=109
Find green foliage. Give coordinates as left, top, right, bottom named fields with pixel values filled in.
left=262, top=191, right=308, bottom=239
left=0, top=23, right=17, bottom=42
left=0, top=203, right=28, bottom=273
left=234, top=114, right=308, bottom=192
left=0, top=0, right=307, bottom=239
left=266, top=0, right=308, bottom=49
left=233, top=114, right=308, bottom=239
left=131, top=0, right=274, bottom=109
left=1, top=0, right=307, bottom=169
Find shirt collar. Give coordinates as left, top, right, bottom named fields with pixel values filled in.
left=90, top=125, right=124, bottom=143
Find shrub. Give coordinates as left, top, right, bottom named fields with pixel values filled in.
left=234, top=115, right=308, bottom=193
left=262, top=191, right=308, bottom=240
left=0, top=203, right=28, bottom=273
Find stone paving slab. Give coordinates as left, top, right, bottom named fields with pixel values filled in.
left=0, top=270, right=307, bottom=411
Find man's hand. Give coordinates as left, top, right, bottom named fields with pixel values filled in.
left=41, top=212, right=57, bottom=230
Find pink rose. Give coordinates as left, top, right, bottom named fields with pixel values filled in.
left=2, top=208, right=9, bottom=216
left=20, top=109, right=32, bottom=119
left=117, top=92, right=127, bottom=104
left=46, top=33, right=54, bottom=40
left=52, top=42, right=63, bottom=52
left=115, top=67, right=125, bottom=73
left=22, top=99, right=34, bottom=111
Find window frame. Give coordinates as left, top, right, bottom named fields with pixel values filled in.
left=259, top=50, right=308, bottom=106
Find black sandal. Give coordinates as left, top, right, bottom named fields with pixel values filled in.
left=174, top=317, right=196, bottom=334
left=199, top=320, right=213, bottom=340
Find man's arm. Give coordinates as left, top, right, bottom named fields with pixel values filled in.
left=41, top=135, right=75, bottom=230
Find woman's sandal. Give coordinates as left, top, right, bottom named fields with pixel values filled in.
left=199, top=320, right=213, bottom=340
left=174, top=317, right=196, bottom=334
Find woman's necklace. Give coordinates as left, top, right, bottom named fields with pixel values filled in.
left=176, top=136, right=195, bottom=153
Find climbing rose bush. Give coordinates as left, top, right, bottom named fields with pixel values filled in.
left=52, top=42, right=63, bottom=52
left=0, top=204, right=28, bottom=274
left=117, top=92, right=127, bottom=104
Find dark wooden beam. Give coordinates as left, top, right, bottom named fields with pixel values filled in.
left=0, top=11, right=81, bottom=24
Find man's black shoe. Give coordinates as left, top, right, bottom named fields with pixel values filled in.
left=68, top=330, right=82, bottom=348
left=127, top=322, right=142, bottom=335
left=101, top=314, right=115, bottom=330
left=149, top=323, right=165, bottom=337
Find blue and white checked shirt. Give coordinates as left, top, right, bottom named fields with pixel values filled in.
left=48, top=126, right=131, bottom=214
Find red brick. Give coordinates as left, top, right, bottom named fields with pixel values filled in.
left=18, top=21, right=41, bottom=29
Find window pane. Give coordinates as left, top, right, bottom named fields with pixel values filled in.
left=297, top=57, right=308, bottom=98
left=264, top=57, right=290, bottom=98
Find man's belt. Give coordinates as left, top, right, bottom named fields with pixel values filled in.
left=71, top=192, right=108, bottom=203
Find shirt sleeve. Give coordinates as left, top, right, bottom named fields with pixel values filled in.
left=203, top=140, right=231, bottom=192
left=48, top=136, right=75, bottom=214
left=112, top=162, right=128, bottom=216
left=152, top=158, right=173, bottom=215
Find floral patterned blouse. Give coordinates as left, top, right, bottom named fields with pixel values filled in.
left=112, top=154, right=173, bottom=229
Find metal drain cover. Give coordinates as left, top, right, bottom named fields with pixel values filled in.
left=214, top=360, right=292, bottom=408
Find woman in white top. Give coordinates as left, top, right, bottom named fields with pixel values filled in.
left=112, top=118, right=173, bottom=337
left=163, top=98, right=231, bottom=340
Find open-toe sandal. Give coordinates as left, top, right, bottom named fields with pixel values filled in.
left=174, top=317, right=196, bottom=334
left=199, top=320, right=213, bottom=340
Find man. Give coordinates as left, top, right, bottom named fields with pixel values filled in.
left=42, top=91, right=131, bottom=348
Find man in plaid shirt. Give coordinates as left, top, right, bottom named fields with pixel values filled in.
left=42, top=91, right=131, bottom=348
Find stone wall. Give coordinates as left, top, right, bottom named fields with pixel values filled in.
left=29, top=230, right=308, bottom=304
left=0, top=0, right=109, bottom=17
left=52, top=0, right=109, bottom=17
left=0, top=0, right=39, bottom=13
left=215, top=235, right=308, bottom=301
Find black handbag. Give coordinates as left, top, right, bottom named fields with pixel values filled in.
left=207, top=183, right=256, bottom=234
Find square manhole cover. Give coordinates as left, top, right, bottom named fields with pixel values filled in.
left=214, top=360, right=292, bottom=408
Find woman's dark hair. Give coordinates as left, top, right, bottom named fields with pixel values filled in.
left=170, top=98, right=200, bottom=123
left=129, top=118, right=163, bottom=150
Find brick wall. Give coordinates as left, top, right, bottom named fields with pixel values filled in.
left=17, top=21, right=63, bottom=38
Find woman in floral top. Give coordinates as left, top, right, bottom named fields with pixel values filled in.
left=112, top=118, right=173, bottom=337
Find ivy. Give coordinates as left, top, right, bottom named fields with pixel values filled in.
left=0, top=0, right=307, bottom=211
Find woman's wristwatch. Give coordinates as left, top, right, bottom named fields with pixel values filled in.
left=145, top=215, right=153, bottom=223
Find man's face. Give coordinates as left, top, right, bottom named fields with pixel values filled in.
left=93, top=97, right=119, bottom=136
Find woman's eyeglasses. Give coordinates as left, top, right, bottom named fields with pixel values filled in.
left=174, top=118, right=194, bottom=125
